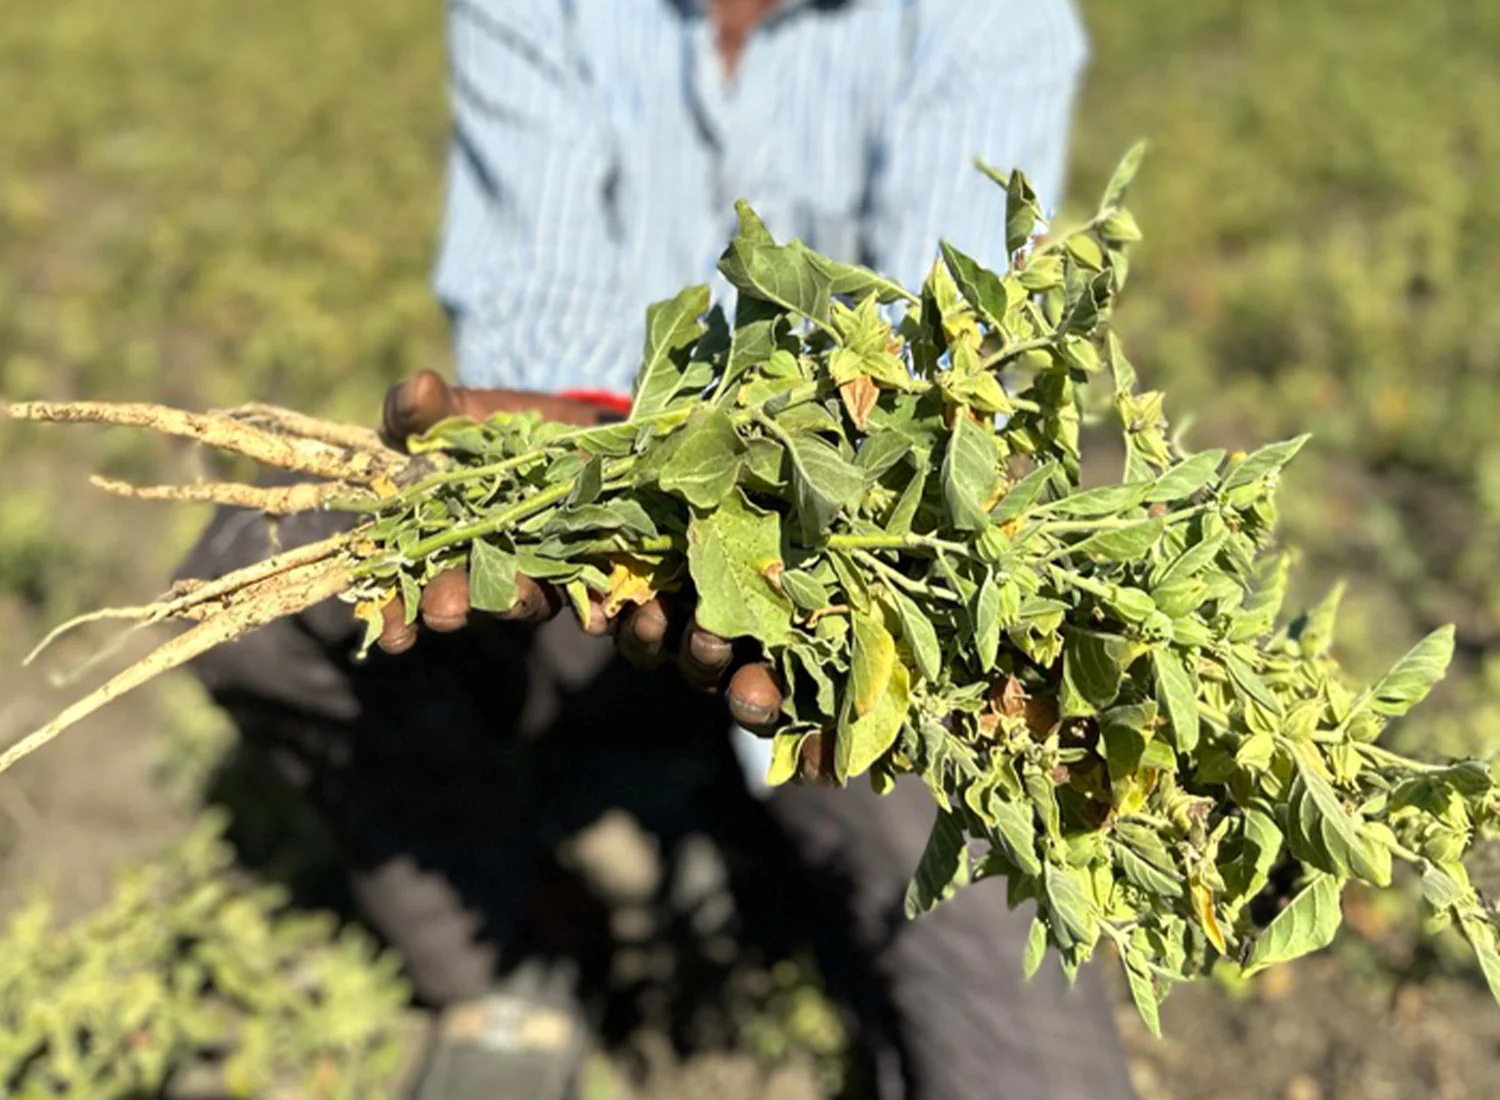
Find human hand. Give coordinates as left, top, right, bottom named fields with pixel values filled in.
left=375, top=370, right=787, bottom=736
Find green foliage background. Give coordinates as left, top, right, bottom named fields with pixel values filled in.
left=1, top=0, right=1497, bottom=1095
left=1070, top=0, right=1500, bottom=762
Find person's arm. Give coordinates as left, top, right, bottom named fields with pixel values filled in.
left=869, top=0, right=1089, bottom=286
left=433, top=0, right=638, bottom=398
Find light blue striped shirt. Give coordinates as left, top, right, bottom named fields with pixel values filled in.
left=434, top=0, right=1089, bottom=395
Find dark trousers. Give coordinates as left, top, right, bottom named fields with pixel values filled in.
left=178, top=504, right=1137, bottom=1100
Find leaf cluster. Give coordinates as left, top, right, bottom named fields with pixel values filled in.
left=340, top=149, right=1500, bottom=1032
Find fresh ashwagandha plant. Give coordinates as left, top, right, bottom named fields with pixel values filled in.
left=4, top=145, right=1499, bottom=1034
left=0, top=814, right=411, bottom=1098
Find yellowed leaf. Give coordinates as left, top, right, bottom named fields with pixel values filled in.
left=603, top=554, right=680, bottom=617
left=839, top=375, right=879, bottom=430
left=1191, top=879, right=1228, bottom=955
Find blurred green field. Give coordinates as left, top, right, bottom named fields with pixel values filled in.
left=2, top=0, right=1500, bottom=1096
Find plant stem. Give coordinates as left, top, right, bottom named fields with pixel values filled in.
left=366, top=382, right=826, bottom=516
left=1357, top=742, right=1447, bottom=774
left=1034, top=503, right=1207, bottom=536
left=825, top=531, right=964, bottom=554
left=980, top=336, right=1055, bottom=371
left=855, top=550, right=960, bottom=602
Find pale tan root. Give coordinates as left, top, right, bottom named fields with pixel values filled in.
left=3, top=400, right=396, bottom=484
left=0, top=556, right=352, bottom=777
left=223, top=401, right=396, bottom=457
left=89, top=475, right=363, bottom=514
left=22, top=533, right=353, bottom=666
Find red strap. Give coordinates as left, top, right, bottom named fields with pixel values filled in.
left=559, top=388, right=634, bottom=417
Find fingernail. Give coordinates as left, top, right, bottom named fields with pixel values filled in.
left=422, top=569, right=470, bottom=632
left=631, top=600, right=669, bottom=647
left=687, top=629, right=732, bottom=668
left=727, top=664, right=782, bottom=733
left=379, top=599, right=419, bottom=655
left=502, top=576, right=548, bottom=621
left=583, top=598, right=610, bottom=636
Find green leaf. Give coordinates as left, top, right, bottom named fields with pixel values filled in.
left=1146, top=450, right=1223, bottom=502
left=1116, top=843, right=1184, bottom=900
left=468, top=540, right=519, bottom=614
left=631, top=285, right=710, bottom=418
left=1048, top=482, right=1150, bottom=517
left=1287, top=760, right=1392, bottom=886
left=814, top=253, right=915, bottom=305
left=886, top=588, right=941, bottom=683
left=658, top=406, right=741, bottom=509
left=1122, top=955, right=1161, bottom=1039
left=1099, top=209, right=1143, bottom=244
left=839, top=658, right=911, bottom=778
left=992, top=460, right=1060, bottom=523
left=398, top=572, right=420, bottom=626
left=718, top=201, right=832, bottom=325
left=783, top=430, right=866, bottom=542
left=1230, top=552, right=1291, bottom=642
left=766, top=731, right=806, bottom=787
left=1100, top=704, right=1155, bottom=782
left=973, top=570, right=1002, bottom=672
left=1220, top=435, right=1310, bottom=492
left=1107, top=330, right=1137, bottom=394
left=987, top=794, right=1043, bottom=876
left=1461, top=919, right=1500, bottom=1009
left=1068, top=518, right=1163, bottom=563
left=1226, top=649, right=1283, bottom=717
left=1060, top=630, right=1138, bottom=716
left=1292, top=580, right=1345, bottom=658
left=1152, top=531, right=1226, bottom=591
left=567, top=455, right=604, bottom=506
left=1065, top=234, right=1105, bottom=271
left=686, top=489, right=795, bottom=646
left=1005, top=170, right=1043, bottom=254
left=1022, top=917, right=1048, bottom=980
left=1101, top=140, right=1148, bottom=211
left=742, top=436, right=789, bottom=493
left=722, top=296, right=790, bottom=395
left=887, top=462, right=928, bottom=536
left=1152, top=646, right=1200, bottom=753
left=1367, top=624, right=1456, bottom=719
left=857, top=431, right=912, bottom=478
left=1223, top=805, right=1284, bottom=904
left=940, top=241, right=1018, bottom=325
left=1244, top=874, right=1342, bottom=976
left=1420, top=863, right=1464, bottom=911
left=942, top=413, right=999, bottom=531
left=851, top=611, right=897, bottom=717
left=780, top=568, right=832, bottom=612
left=543, top=499, right=659, bottom=540
left=904, top=811, right=970, bottom=917
left=1043, top=862, right=1099, bottom=953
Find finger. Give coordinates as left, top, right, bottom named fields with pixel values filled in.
left=378, top=596, right=419, bottom=655
left=726, top=662, right=784, bottom=735
left=500, top=574, right=561, bottom=623
left=382, top=369, right=457, bottom=445
left=679, top=617, right=733, bottom=692
left=796, top=731, right=839, bottom=787
left=616, top=597, right=673, bottom=669
left=420, top=568, right=470, bottom=633
left=580, top=592, right=613, bottom=637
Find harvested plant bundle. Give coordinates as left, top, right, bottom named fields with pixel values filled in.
left=6, top=148, right=1499, bottom=1033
